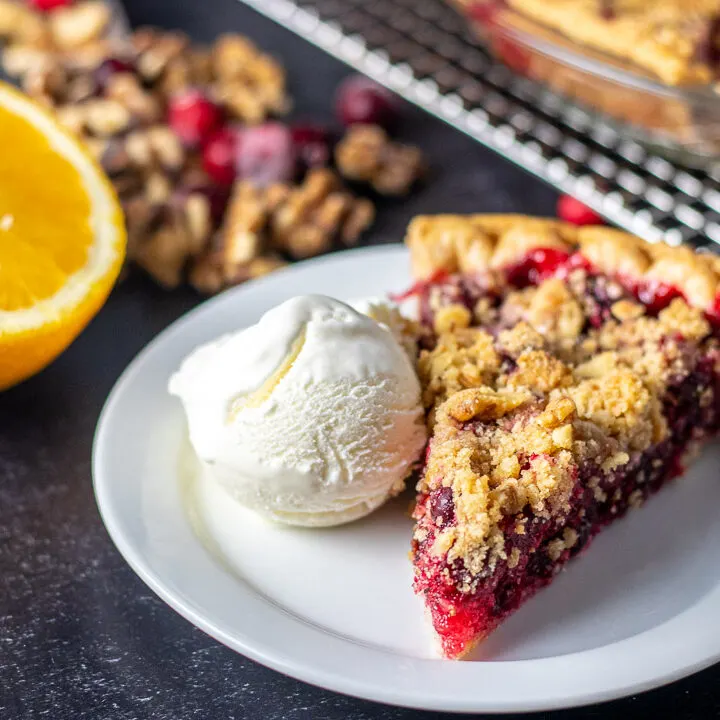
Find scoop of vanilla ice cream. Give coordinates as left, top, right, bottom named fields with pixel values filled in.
left=169, top=295, right=426, bottom=527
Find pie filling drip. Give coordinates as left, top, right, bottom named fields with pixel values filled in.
left=407, top=244, right=720, bottom=659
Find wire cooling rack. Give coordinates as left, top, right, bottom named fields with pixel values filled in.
left=239, top=0, right=720, bottom=251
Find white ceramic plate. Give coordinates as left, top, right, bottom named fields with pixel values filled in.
left=93, top=245, right=720, bottom=713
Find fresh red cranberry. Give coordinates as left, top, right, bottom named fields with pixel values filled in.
left=335, top=75, right=400, bottom=129
left=291, top=124, right=331, bottom=174
left=27, top=0, right=72, bottom=11
left=168, top=90, right=224, bottom=148
left=635, top=280, right=683, bottom=315
left=557, top=195, right=604, bottom=226
left=505, top=247, right=571, bottom=287
left=236, top=122, right=297, bottom=187
left=201, top=127, right=239, bottom=187
left=94, top=57, right=136, bottom=91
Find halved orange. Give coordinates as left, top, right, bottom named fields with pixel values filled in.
left=0, top=81, right=126, bottom=390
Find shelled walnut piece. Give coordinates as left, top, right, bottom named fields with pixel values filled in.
left=335, top=123, right=425, bottom=196
left=270, top=168, right=375, bottom=258
left=0, top=0, right=110, bottom=50
left=128, top=192, right=212, bottom=289
left=189, top=169, right=375, bottom=293
left=211, top=34, right=289, bottom=123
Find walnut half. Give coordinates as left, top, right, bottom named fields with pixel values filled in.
left=335, top=124, right=425, bottom=196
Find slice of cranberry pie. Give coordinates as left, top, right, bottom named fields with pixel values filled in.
left=404, top=215, right=720, bottom=659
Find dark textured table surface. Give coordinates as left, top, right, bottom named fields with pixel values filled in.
left=1, top=1, right=719, bottom=718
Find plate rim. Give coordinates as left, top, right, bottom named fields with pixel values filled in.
left=93, top=245, right=720, bottom=713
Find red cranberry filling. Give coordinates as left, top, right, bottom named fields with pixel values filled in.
left=429, top=486, right=456, bottom=527
left=504, top=247, right=572, bottom=287
left=707, top=295, right=720, bottom=329
left=634, top=279, right=684, bottom=315
left=583, top=274, right=627, bottom=327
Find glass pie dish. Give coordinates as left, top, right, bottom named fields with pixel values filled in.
left=452, top=0, right=720, bottom=167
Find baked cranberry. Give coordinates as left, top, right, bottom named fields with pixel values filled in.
left=567, top=251, right=593, bottom=272
left=557, top=195, right=604, bottom=226
left=27, top=0, right=72, bottom=11
left=168, top=90, right=224, bottom=148
left=554, top=250, right=594, bottom=280
left=201, top=127, right=239, bottom=187
left=94, top=57, right=136, bottom=91
left=529, top=248, right=572, bottom=279
left=636, top=280, right=682, bottom=314
left=429, top=486, right=456, bottom=527
left=291, top=124, right=331, bottom=174
left=505, top=247, right=571, bottom=287
left=335, top=75, right=400, bottom=129
left=236, top=122, right=296, bottom=187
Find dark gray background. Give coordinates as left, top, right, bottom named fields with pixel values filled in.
left=1, top=0, right=718, bottom=718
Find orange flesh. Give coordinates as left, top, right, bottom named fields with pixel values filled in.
left=0, top=105, right=93, bottom=310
